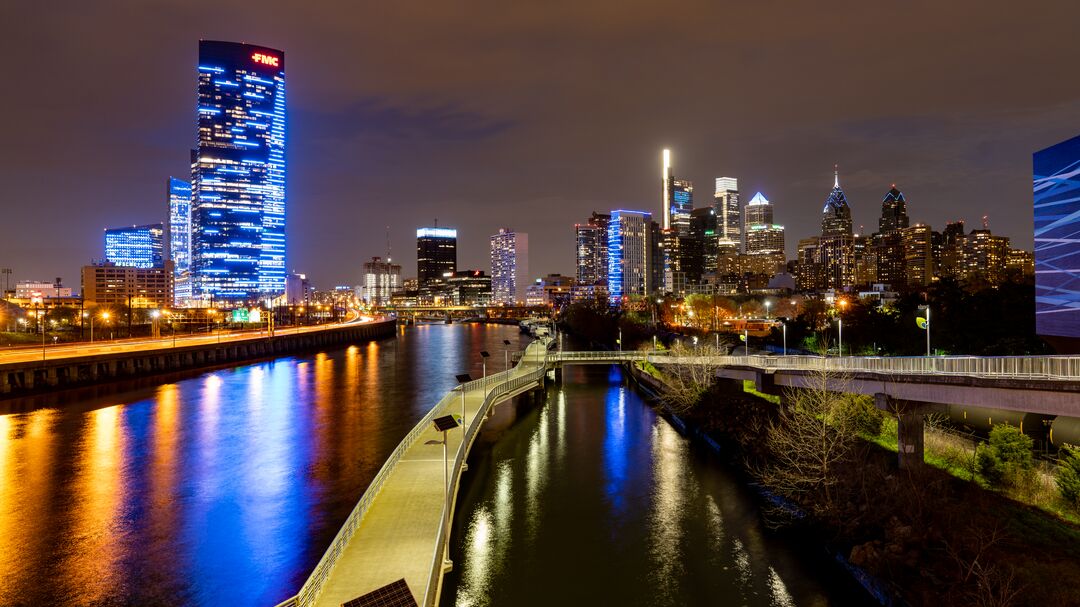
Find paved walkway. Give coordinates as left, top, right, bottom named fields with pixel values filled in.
left=312, top=340, right=549, bottom=607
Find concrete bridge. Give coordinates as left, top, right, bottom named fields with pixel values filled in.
left=281, top=348, right=1080, bottom=607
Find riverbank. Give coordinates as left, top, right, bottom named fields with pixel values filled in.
left=0, top=319, right=397, bottom=399
left=625, top=361, right=1080, bottom=606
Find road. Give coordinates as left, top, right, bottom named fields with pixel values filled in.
left=0, top=311, right=377, bottom=366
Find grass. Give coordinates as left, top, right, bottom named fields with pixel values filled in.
left=741, top=380, right=780, bottom=404
left=635, top=360, right=663, bottom=380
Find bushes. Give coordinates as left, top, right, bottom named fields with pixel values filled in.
left=841, top=395, right=886, bottom=438
left=1056, top=446, right=1080, bottom=512
left=976, top=424, right=1034, bottom=487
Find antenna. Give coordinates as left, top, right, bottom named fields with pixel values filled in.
left=982, top=215, right=989, bottom=230
left=385, top=226, right=391, bottom=262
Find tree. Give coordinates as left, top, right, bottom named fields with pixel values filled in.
left=758, top=364, right=862, bottom=519
left=655, top=341, right=732, bottom=413
left=976, top=424, right=1034, bottom=488
left=1055, top=446, right=1080, bottom=512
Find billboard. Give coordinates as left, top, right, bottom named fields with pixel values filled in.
left=1034, top=134, right=1080, bottom=341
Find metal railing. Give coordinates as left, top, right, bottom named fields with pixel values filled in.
left=422, top=359, right=549, bottom=606
left=279, top=339, right=550, bottom=607
left=695, top=354, right=1080, bottom=380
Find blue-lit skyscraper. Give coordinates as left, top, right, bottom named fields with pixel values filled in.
left=167, top=177, right=193, bottom=305
left=105, top=224, right=165, bottom=268
left=190, top=40, right=286, bottom=304
left=608, top=210, right=655, bottom=303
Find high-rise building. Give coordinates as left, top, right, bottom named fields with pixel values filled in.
left=879, top=185, right=910, bottom=234
left=958, top=230, right=1010, bottom=286
left=490, top=228, right=529, bottom=305
left=714, top=177, right=740, bottom=253
left=104, top=224, right=164, bottom=269
left=795, top=236, right=823, bottom=292
left=575, top=212, right=609, bottom=288
left=1034, top=134, right=1080, bottom=349
left=447, top=270, right=492, bottom=306
left=661, top=149, right=693, bottom=233
left=743, top=192, right=786, bottom=278
left=608, top=210, right=655, bottom=303
left=417, top=227, right=457, bottom=286
left=820, top=167, right=854, bottom=289
left=901, top=224, right=934, bottom=288
left=689, top=207, right=717, bottom=277
left=362, top=256, right=401, bottom=306
left=874, top=185, right=910, bottom=289
left=190, top=40, right=286, bottom=304
left=166, top=177, right=192, bottom=305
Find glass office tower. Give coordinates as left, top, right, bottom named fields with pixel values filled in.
left=104, top=224, right=165, bottom=268
left=1034, top=133, right=1080, bottom=349
left=190, top=40, right=286, bottom=304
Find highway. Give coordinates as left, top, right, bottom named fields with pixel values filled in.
left=0, top=311, right=377, bottom=366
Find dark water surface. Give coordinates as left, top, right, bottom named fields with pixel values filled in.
left=441, top=364, right=865, bottom=607
left=0, top=323, right=529, bottom=606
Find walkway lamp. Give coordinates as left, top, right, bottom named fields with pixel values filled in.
left=426, top=414, right=462, bottom=574
left=455, top=373, right=472, bottom=426
left=782, top=321, right=787, bottom=356
left=479, top=351, right=490, bottom=388
left=503, top=339, right=512, bottom=371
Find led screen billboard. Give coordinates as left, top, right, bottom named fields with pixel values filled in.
left=1034, top=134, right=1080, bottom=341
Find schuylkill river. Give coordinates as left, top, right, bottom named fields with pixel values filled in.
left=0, top=324, right=861, bottom=606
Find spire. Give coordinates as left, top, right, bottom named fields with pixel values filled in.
left=834, top=164, right=840, bottom=189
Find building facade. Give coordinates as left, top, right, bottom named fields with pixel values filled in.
left=714, top=177, right=740, bottom=253
left=81, top=262, right=175, bottom=309
left=362, top=256, right=402, bottom=306
left=490, top=228, right=529, bottom=305
left=190, top=40, right=286, bottom=304
left=1034, top=133, right=1080, bottom=349
left=575, top=212, right=609, bottom=290
left=743, top=191, right=786, bottom=278
left=167, top=177, right=193, bottom=305
left=608, top=210, right=655, bottom=303
left=105, top=224, right=165, bottom=269
left=819, top=168, right=854, bottom=290
left=417, top=227, right=458, bottom=288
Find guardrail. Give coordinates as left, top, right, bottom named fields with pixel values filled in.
left=278, top=340, right=549, bottom=607
left=421, top=361, right=549, bottom=606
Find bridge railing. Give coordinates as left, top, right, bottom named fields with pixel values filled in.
left=711, top=354, right=1080, bottom=380
left=422, top=344, right=550, bottom=606
left=282, top=374, right=464, bottom=607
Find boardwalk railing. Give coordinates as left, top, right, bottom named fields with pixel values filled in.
left=278, top=340, right=550, bottom=607
left=422, top=353, right=551, bottom=606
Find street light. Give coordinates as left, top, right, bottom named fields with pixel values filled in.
left=479, top=351, right=490, bottom=388
left=502, top=339, right=512, bottom=371
left=782, top=321, right=787, bottom=356
left=426, top=413, right=462, bottom=574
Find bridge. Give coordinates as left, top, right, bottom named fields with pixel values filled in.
left=281, top=347, right=1080, bottom=606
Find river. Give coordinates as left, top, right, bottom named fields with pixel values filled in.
left=0, top=323, right=529, bottom=606
left=441, top=363, right=867, bottom=606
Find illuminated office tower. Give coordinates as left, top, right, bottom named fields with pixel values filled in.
left=104, top=224, right=164, bottom=268
left=714, top=177, right=740, bottom=253
left=901, top=224, right=934, bottom=288
left=490, top=228, right=529, bottom=305
left=608, top=210, right=656, bottom=303
left=660, top=149, right=693, bottom=233
left=743, top=192, right=786, bottom=277
left=820, top=167, right=854, bottom=289
left=417, top=227, right=458, bottom=285
left=166, top=177, right=192, bottom=304
left=575, top=212, right=609, bottom=287
left=190, top=40, right=286, bottom=304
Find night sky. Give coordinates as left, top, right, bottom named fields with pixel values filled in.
left=3, top=1, right=1078, bottom=289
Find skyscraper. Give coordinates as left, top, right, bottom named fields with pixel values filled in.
left=166, top=177, right=192, bottom=305
left=190, top=40, right=286, bottom=304
left=879, top=185, right=910, bottom=234
left=362, top=257, right=401, bottom=306
left=661, top=149, right=692, bottom=232
left=104, top=224, right=164, bottom=269
left=608, top=210, right=655, bottom=303
left=575, top=212, right=609, bottom=288
left=417, top=227, right=458, bottom=285
left=490, top=228, right=529, bottom=305
left=714, top=177, right=740, bottom=253
left=874, top=185, right=910, bottom=289
left=1034, top=134, right=1080, bottom=349
left=820, top=167, right=854, bottom=289
left=743, top=192, right=786, bottom=278
left=901, top=224, right=934, bottom=288
left=689, top=206, right=717, bottom=277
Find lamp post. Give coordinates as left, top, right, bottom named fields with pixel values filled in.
left=101, top=312, right=110, bottom=341
left=479, top=351, right=490, bottom=389
left=782, top=322, right=787, bottom=356
left=744, top=328, right=749, bottom=356
left=503, top=339, right=512, bottom=371
left=838, top=317, right=843, bottom=357
left=426, top=414, right=461, bottom=574
left=925, top=306, right=931, bottom=357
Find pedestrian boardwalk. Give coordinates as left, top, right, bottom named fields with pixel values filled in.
left=282, top=339, right=551, bottom=607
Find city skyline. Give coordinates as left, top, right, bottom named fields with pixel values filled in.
left=2, top=2, right=1078, bottom=288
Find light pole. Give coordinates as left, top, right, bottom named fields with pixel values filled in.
left=426, top=414, right=461, bottom=574
left=618, top=328, right=622, bottom=351
left=744, top=328, right=749, bottom=356
left=925, top=306, right=931, bottom=357
left=480, top=351, right=490, bottom=389
left=503, top=339, right=512, bottom=371
left=838, top=317, right=843, bottom=357
left=782, top=322, right=787, bottom=356
left=101, top=312, right=110, bottom=341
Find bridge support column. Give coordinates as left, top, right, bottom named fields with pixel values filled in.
left=874, top=394, right=946, bottom=471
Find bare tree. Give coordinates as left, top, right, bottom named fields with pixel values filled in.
left=655, top=340, right=732, bottom=413
left=758, top=362, right=861, bottom=520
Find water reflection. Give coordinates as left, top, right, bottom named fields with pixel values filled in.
left=0, top=323, right=528, bottom=606
left=443, top=364, right=852, bottom=607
